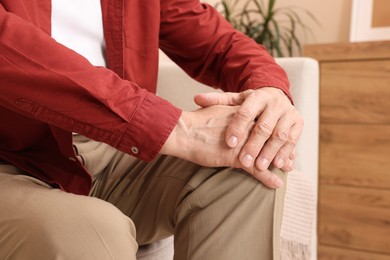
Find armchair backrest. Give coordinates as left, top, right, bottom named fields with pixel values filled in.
left=157, top=57, right=320, bottom=260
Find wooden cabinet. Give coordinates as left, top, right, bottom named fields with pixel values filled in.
left=304, top=41, right=390, bottom=259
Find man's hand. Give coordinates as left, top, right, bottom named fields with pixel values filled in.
left=161, top=105, right=288, bottom=188
left=194, top=87, right=303, bottom=173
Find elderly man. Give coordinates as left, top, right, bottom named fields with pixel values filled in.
left=0, top=0, right=302, bottom=259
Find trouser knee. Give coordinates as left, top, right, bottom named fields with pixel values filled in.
left=173, top=167, right=286, bottom=260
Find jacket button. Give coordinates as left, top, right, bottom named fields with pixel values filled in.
left=131, top=146, right=139, bottom=155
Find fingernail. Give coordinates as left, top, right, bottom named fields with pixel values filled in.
left=276, top=158, right=284, bottom=168
left=228, top=136, right=238, bottom=147
left=241, top=154, right=254, bottom=168
left=258, top=158, right=269, bottom=170
left=275, top=178, right=283, bottom=188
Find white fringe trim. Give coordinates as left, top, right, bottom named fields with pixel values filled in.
left=281, top=238, right=311, bottom=260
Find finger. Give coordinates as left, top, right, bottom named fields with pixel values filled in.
left=238, top=106, right=280, bottom=168
left=250, top=111, right=292, bottom=170
left=272, top=117, right=303, bottom=169
left=281, top=159, right=294, bottom=172
left=276, top=147, right=295, bottom=170
left=251, top=168, right=284, bottom=189
left=289, top=148, right=297, bottom=160
left=194, top=92, right=245, bottom=107
left=225, top=92, right=265, bottom=148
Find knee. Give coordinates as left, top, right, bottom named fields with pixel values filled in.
left=1, top=196, right=137, bottom=259
left=179, top=167, right=280, bottom=211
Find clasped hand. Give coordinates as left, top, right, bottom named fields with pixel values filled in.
left=162, top=87, right=303, bottom=189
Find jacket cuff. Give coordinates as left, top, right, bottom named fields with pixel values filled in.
left=117, top=93, right=182, bottom=161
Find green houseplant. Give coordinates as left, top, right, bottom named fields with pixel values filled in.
left=216, top=0, right=319, bottom=57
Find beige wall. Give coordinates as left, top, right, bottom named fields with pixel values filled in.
left=205, top=0, right=353, bottom=45
left=276, top=0, right=352, bottom=44
left=160, top=0, right=353, bottom=61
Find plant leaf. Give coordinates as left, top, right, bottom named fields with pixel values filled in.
left=216, top=0, right=320, bottom=57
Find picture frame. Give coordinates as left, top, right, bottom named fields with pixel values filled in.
left=350, top=0, right=390, bottom=42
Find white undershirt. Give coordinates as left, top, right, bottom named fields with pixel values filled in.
left=51, top=0, right=107, bottom=67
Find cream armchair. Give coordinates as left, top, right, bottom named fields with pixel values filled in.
left=137, top=57, right=319, bottom=260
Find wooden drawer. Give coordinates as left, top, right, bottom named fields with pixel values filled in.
left=304, top=41, right=390, bottom=62
left=318, top=245, right=390, bottom=260
left=320, top=124, right=390, bottom=189
left=319, top=185, right=390, bottom=254
left=320, top=60, right=390, bottom=124
left=305, top=41, right=390, bottom=259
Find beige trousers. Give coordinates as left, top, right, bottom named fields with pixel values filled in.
left=0, top=135, right=286, bottom=260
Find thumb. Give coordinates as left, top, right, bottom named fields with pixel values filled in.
left=194, top=92, right=244, bottom=107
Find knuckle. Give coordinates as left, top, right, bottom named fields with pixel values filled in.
left=241, top=90, right=252, bottom=98
left=237, top=107, right=253, bottom=121
left=261, top=142, right=279, bottom=157
left=273, top=130, right=288, bottom=142
left=254, top=122, right=273, bottom=137
left=277, top=148, right=290, bottom=160
left=288, top=136, right=298, bottom=146
left=236, top=92, right=247, bottom=103
left=229, top=125, right=245, bottom=137
left=244, top=142, right=261, bottom=154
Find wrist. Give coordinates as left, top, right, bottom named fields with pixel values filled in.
left=160, top=111, right=192, bottom=158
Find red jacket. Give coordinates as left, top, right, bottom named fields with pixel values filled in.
left=0, top=0, right=290, bottom=195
